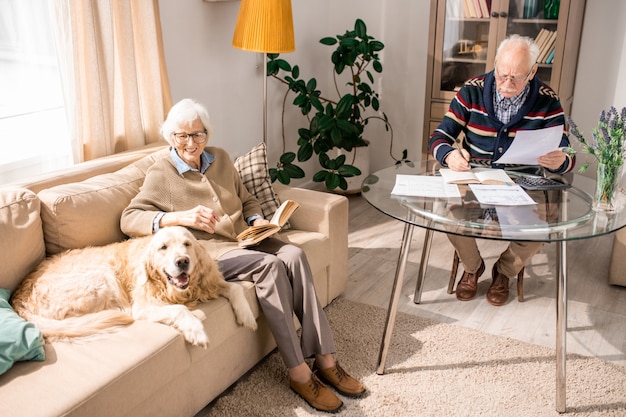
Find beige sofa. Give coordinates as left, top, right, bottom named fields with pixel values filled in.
left=0, top=144, right=349, bottom=417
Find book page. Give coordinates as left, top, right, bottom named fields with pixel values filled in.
left=269, top=200, right=300, bottom=226
left=439, top=168, right=481, bottom=184
left=439, top=168, right=513, bottom=185
left=473, top=168, right=514, bottom=185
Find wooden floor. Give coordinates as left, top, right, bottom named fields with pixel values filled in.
left=340, top=194, right=626, bottom=367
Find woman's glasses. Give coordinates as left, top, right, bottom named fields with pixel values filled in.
left=172, top=131, right=208, bottom=144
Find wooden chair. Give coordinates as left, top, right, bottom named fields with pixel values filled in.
left=448, top=251, right=525, bottom=302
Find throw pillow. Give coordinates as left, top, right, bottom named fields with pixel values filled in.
left=0, top=288, right=45, bottom=375
left=234, top=143, right=285, bottom=226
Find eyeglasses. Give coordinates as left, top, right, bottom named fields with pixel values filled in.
left=494, top=65, right=534, bottom=85
left=172, top=130, right=208, bottom=144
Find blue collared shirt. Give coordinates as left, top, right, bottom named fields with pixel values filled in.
left=494, top=83, right=530, bottom=125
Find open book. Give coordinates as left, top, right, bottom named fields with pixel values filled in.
left=236, top=199, right=300, bottom=247
left=439, top=168, right=514, bottom=185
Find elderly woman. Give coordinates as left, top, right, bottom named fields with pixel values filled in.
left=121, top=98, right=364, bottom=413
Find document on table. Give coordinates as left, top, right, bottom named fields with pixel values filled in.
left=494, top=125, right=563, bottom=165
left=468, top=184, right=536, bottom=206
left=391, top=174, right=461, bottom=198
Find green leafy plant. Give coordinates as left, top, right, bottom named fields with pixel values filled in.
left=266, top=18, right=411, bottom=191
left=567, top=107, right=626, bottom=209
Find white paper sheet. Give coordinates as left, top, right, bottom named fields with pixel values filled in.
left=391, top=174, right=461, bottom=198
left=468, top=184, right=537, bottom=206
left=494, top=125, right=563, bottom=165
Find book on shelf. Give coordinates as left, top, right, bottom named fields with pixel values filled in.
left=464, top=0, right=478, bottom=17
left=439, top=168, right=515, bottom=185
left=236, top=199, right=300, bottom=247
left=545, top=48, right=555, bottom=64
left=478, top=0, right=490, bottom=18
left=538, top=30, right=557, bottom=63
left=533, top=28, right=550, bottom=60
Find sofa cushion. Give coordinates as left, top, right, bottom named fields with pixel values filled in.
left=37, top=149, right=169, bottom=255
left=0, top=289, right=45, bottom=375
left=0, top=188, right=45, bottom=291
left=233, top=142, right=284, bottom=223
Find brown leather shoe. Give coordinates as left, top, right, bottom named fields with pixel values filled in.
left=314, top=361, right=366, bottom=397
left=455, top=259, right=485, bottom=301
left=290, top=374, right=343, bottom=413
left=487, top=264, right=510, bottom=306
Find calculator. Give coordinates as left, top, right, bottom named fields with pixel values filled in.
left=513, top=176, right=571, bottom=190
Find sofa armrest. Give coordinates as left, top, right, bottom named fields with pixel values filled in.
left=273, top=184, right=349, bottom=300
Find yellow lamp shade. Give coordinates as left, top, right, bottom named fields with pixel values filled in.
left=232, top=0, right=295, bottom=53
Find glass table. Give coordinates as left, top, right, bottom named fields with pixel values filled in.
left=361, top=162, right=626, bottom=413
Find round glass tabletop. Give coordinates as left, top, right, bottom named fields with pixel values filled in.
left=361, top=163, right=626, bottom=242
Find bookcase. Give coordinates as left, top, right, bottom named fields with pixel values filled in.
left=422, top=0, right=586, bottom=158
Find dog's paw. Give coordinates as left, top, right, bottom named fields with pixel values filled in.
left=178, top=314, right=210, bottom=348
left=235, top=307, right=257, bottom=331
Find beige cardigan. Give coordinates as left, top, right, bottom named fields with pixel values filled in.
left=121, top=146, right=263, bottom=258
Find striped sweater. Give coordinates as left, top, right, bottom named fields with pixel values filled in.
left=429, top=71, right=574, bottom=174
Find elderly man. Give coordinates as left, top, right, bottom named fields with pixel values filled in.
left=428, top=34, right=575, bottom=306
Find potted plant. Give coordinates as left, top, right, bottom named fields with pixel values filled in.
left=567, top=106, right=626, bottom=211
left=266, top=18, right=410, bottom=192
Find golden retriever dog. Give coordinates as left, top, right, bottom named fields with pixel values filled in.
left=11, top=226, right=257, bottom=347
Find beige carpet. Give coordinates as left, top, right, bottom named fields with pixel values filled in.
left=200, top=299, right=626, bottom=417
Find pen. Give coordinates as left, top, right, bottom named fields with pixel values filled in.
left=455, top=141, right=469, bottom=163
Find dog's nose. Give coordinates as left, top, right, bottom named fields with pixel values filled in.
left=175, top=256, right=189, bottom=270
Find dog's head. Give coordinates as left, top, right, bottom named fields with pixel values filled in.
left=149, top=226, right=198, bottom=290
left=137, top=226, right=225, bottom=304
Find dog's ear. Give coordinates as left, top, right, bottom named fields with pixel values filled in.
left=192, top=240, right=224, bottom=299
left=135, top=239, right=155, bottom=287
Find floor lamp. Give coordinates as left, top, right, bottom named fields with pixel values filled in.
left=232, top=0, right=295, bottom=145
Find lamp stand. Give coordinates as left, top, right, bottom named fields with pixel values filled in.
left=263, top=53, right=267, bottom=144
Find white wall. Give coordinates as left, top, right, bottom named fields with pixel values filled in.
left=159, top=0, right=626, bottom=185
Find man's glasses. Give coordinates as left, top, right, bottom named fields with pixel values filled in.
left=494, top=65, right=534, bottom=85
left=172, top=131, right=208, bottom=144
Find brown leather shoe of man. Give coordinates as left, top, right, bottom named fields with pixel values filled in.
left=314, top=361, right=366, bottom=397
left=455, top=259, right=485, bottom=301
left=486, top=264, right=510, bottom=306
left=290, top=374, right=343, bottom=413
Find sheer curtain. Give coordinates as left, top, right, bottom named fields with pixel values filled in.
left=52, top=0, right=172, bottom=163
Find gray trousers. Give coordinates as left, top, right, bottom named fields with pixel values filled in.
left=447, top=234, right=543, bottom=278
left=217, top=238, right=336, bottom=368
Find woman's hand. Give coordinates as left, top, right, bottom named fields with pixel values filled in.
left=252, top=218, right=270, bottom=226
left=445, top=149, right=471, bottom=171
left=162, top=205, right=221, bottom=233
left=537, top=149, right=567, bottom=171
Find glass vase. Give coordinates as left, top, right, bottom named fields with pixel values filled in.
left=594, top=163, right=622, bottom=211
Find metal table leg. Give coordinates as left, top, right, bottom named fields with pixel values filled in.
left=376, top=218, right=415, bottom=375
left=413, top=228, right=434, bottom=304
left=556, top=239, right=567, bottom=412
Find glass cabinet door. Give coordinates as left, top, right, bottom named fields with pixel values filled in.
left=432, top=0, right=562, bottom=100
left=502, top=0, right=561, bottom=89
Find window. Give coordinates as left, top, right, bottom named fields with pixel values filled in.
left=0, top=0, right=72, bottom=185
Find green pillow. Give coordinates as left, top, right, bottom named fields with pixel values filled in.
left=0, top=288, right=45, bottom=375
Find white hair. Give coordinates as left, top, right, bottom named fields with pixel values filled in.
left=160, top=98, right=213, bottom=145
left=495, top=34, right=540, bottom=67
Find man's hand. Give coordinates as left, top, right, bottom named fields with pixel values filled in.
left=445, top=149, right=471, bottom=171
left=537, top=149, right=567, bottom=171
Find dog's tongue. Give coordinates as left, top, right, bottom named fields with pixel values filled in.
left=171, top=273, right=190, bottom=289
